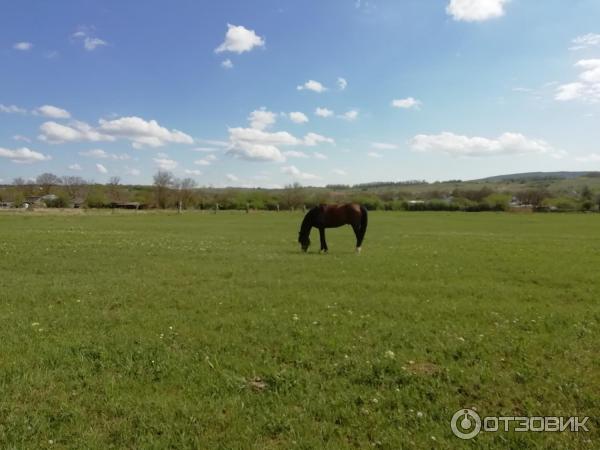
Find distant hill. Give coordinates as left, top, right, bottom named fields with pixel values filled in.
left=476, top=171, right=600, bottom=182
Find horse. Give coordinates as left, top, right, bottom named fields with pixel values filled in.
left=298, top=204, right=368, bottom=253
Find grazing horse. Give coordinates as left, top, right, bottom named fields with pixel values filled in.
left=298, top=204, right=368, bottom=253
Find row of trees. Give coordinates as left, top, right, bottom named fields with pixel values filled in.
left=1, top=171, right=599, bottom=212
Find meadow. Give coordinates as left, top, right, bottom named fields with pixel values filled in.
left=0, top=210, right=598, bottom=449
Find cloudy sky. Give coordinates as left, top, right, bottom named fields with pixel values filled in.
left=1, top=0, right=600, bottom=187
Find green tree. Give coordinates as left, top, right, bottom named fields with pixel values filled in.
left=581, top=185, right=593, bottom=201
left=153, top=171, right=174, bottom=209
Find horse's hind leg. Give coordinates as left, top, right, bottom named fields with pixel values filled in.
left=319, top=227, right=328, bottom=253
left=352, top=224, right=362, bottom=253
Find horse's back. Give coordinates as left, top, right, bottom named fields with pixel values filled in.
left=321, top=203, right=362, bottom=227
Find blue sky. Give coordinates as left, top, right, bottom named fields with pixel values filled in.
left=1, top=0, right=600, bottom=187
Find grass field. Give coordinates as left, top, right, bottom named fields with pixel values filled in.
left=0, top=210, right=598, bottom=449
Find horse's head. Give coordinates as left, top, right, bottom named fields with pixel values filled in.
left=298, top=231, right=310, bottom=252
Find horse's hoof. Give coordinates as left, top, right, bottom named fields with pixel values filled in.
left=320, top=249, right=328, bottom=254
left=356, top=247, right=362, bottom=254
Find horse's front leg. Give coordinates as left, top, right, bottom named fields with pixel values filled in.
left=319, top=227, right=328, bottom=253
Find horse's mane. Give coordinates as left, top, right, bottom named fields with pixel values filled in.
left=299, top=206, right=319, bottom=238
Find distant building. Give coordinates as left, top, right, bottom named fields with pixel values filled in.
left=24, top=194, right=58, bottom=206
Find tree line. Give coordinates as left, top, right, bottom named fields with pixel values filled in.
left=1, top=171, right=599, bottom=212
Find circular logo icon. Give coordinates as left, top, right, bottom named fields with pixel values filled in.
left=451, top=408, right=482, bottom=440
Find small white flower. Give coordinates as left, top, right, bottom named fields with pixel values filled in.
left=417, top=411, right=424, bottom=418
left=384, top=350, right=395, bottom=359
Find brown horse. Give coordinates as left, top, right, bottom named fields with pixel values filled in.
left=298, top=203, right=368, bottom=253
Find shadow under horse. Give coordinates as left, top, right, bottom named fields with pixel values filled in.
left=298, top=204, right=368, bottom=253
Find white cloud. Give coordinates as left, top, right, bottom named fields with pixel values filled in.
left=332, top=168, right=347, bottom=175
left=127, top=168, right=141, bottom=176
left=154, top=158, right=178, bottom=170
left=367, top=151, right=383, bottom=158
left=98, top=116, right=194, bottom=148
left=340, top=109, right=359, bottom=121
left=72, top=29, right=107, bottom=51
left=39, top=120, right=114, bottom=144
left=194, top=157, right=213, bottom=166
left=297, top=80, right=327, bottom=93
left=34, top=105, right=71, bottom=119
left=313, top=152, right=327, bottom=160
left=185, top=169, right=203, bottom=176
left=227, top=127, right=292, bottom=162
left=281, top=165, right=319, bottom=180
left=446, top=0, right=508, bottom=22
left=13, top=135, right=31, bottom=143
left=315, top=107, right=334, bottom=117
left=409, top=132, right=560, bottom=157
left=68, top=163, right=82, bottom=171
left=575, top=153, right=600, bottom=162
left=79, top=149, right=130, bottom=160
left=195, top=138, right=229, bottom=147
left=392, top=97, right=421, bottom=109
left=555, top=83, right=587, bottom=101
left=512, top=87, right=532, bottom=93
left=226, top=173, right=239, bottom=182
left=289, top=111, right=309, bottom=124
left=13, top=42, right=33, bottom=51
left=0, top=147, right=51, bottom=164
left=227, top=110, right=334, bottom=162
left=555, top=59, right=600, bottom=102
left=337, top=77, right=348, bottom=90
left=84, top=37, right=107, bottom=51
left=192, top=147, right=219, bottom=152
left=248, top=108, right=277, bottom=130
left=221, top=59, right=234, bottom=69
left=570, top=33, right=600, bottom=51
left=215, top=24, right=265, bottom=54
left=80, top=149, right=108, bottom=158
left=371, top=142, right=398, bottom=150
left=96, top=163, right=108, bottom=174
left=0, top=104, right=27, bottom=114
left=303, top=132, right=335, bottom=146
left=283, top=150, right=309, bottom=158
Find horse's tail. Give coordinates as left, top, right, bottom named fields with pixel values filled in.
left=358, top=205, right=368, bottom=246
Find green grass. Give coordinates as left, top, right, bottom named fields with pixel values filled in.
left=0, top=210, right=598, bottom=449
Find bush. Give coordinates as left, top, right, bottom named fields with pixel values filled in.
left=44, top=195, right=70, bottom=208
left=543, top=197, right=579, bottom=212
left=581, top=200, right=594, bottom=211
left=484, top=193, right=511, bottom=211
left=85, top=188, right=108, bottom=208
